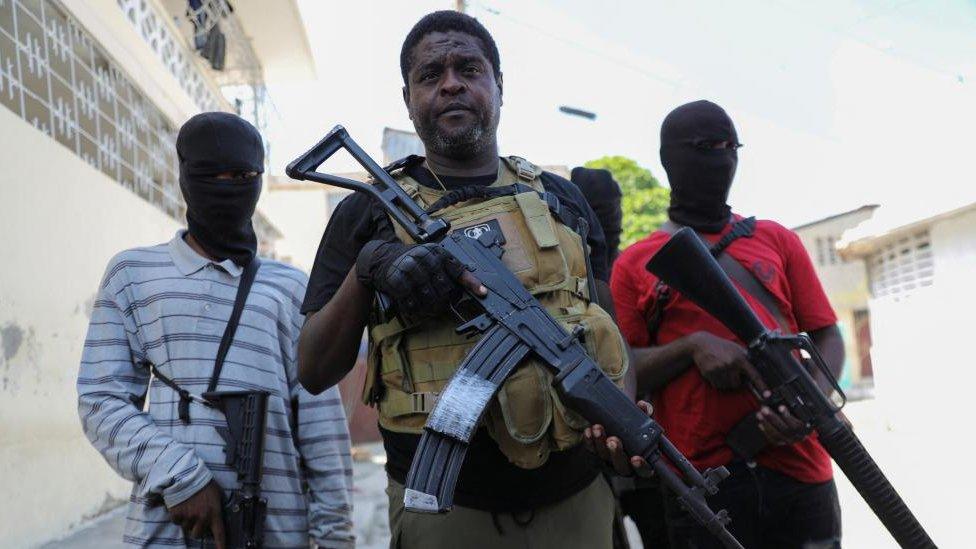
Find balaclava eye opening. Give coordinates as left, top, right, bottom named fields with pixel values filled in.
left=660, top=100, right=739, bottom=233
left=176, top=112, right=264, bottom=266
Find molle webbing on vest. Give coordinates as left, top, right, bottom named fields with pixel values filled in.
left=365, top=156, right=629, bottom=469
left=426, top=183, right=583, bottom=240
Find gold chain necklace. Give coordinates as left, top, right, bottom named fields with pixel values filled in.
left=424, top=160, right=449, bottom=192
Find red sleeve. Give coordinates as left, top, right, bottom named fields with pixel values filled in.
left=610, top=247, right=652, bottom=347
left=780, top=228, right=837, bottom=332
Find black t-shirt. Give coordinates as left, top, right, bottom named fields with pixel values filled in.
left=301, top=159, right=609, bottom=511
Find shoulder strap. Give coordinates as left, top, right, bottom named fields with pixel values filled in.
left=715, top=252, right=791, bottom=333
left=383, top=154, right=424, bottom=174
left=208, top=258, right=261, bottom=392
left=649, top=217, right=791, bottom=336
left=502, top=155, right=543, bottom=182
left=147, top=258, right=260, bottom=424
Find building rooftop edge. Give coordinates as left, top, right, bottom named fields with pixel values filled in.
left=791, top=204, right=880, bottom=232
left=839, top=200, right=976, bottom=258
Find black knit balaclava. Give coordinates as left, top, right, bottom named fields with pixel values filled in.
left=177, top=112, right=264, bottom=266
left=571, top=167, right=623, bottom=265
left=660, top=100, right=739, bottom=233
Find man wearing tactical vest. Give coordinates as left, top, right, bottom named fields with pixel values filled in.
left=298, top=10, right=636, bottom=549
left=609, top=100, right=847, bottom=548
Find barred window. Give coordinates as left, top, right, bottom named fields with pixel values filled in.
left=0, top=0, right=184, bottom=220
left=868, top=231, right=934, bottom=298
left=815, top=237, right=826, bottom=266
left=826, top=236, right=838, bottom=264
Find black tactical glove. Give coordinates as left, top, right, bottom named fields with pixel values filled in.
left=356, top=240, right=467, bottom=317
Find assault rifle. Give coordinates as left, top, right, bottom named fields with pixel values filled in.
left=203, top=390, right=270, bottom=549
left=646, top=227, right=936, bottom=549
left=287, top=126, right=745, bottom=549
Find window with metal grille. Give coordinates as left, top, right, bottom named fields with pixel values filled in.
left=0, top=0, right=184, bottom=220
left=867, top=231, right=934, bottom=298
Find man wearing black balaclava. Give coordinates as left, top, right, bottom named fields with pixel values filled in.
left=606, top=100, right=848, bottom=548
left=76, top=112, right=354, bottom=548
left=571, top=167, right=623, bottom=266
left=177, top=112, right=264, bottom=266
left=660, top=100, right=739, bottom=233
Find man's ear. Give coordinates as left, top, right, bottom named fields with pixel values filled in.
left=402, top=85, right=411, bottom=118
left=497, top=72, right=504, bottom=105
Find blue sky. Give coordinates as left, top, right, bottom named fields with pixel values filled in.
left=266, top=0, right=976, bottom=228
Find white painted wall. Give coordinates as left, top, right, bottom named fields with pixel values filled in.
left=867, top=208, right=976, bottom=425
left=852, top=208, right=976, bottom=546
left=0, top=108, right=181, bottom=547
left=257, top=183, right=331, bottom=274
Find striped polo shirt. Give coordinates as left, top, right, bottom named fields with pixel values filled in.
left=77, top=231, right=354, bottom=548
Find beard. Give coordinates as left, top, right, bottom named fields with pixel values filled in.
left=415, top=104, right=499, bottom=160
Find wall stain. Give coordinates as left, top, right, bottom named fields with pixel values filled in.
left=1, top=325, right=38, bottom=392
left=1, top=323, right=24, bottom=361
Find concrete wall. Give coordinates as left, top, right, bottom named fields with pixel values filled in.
left=0, top=108, right=181, bottom=547
left=865, top=208, right=976, bottom=430
left=257, top=182, right=330, bottom=273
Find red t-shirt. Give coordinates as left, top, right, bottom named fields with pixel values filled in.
left=611, top=215, right=837, bottom=483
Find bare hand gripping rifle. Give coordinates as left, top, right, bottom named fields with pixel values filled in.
left=646, top=227, right=937, bottom=549
left=287, top=126, right=745, bottom=549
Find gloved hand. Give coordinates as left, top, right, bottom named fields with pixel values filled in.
left=356, top=240, right=484, bottom=317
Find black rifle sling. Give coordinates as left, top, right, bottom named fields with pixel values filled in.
left=148, top=258, right=260, bottom=424
left=208, top=258, right=261, bottom=392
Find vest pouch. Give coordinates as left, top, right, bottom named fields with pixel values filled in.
left=485, top=360, right=554, bottom=469
left=580, top=302, right=629, bottom=383
left=549, top=382, right=590, bottom=450
left=373, top=319, right=477, bottom=433
left=548, top=303, right=630, bottom=450
left=484, top=310, right=585, bottom=469
left=511, top=192, right=573, bottom=294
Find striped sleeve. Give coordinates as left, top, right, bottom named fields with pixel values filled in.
left=76, top=258, right=213, bottom=508
left=295, top=385, right=355, bottom=548
left=285, top=273, right=354, bottom=548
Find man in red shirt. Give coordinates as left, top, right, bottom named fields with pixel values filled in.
left=609, top=100, right=845, bottom=548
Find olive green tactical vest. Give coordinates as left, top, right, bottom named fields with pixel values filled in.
left=363, top=156, right=629, bottom=469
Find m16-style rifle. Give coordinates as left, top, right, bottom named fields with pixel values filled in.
left=287, top=126, right=745, bottom=549
left=203, top=390, right=270, bottom=549
left=646, top=227, right=936, bottom=549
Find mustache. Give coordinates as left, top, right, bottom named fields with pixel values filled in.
left=438, top=102, right=475, bottom=115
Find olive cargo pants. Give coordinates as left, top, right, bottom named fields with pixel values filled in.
left=387, top=475, right=615, bottom=549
